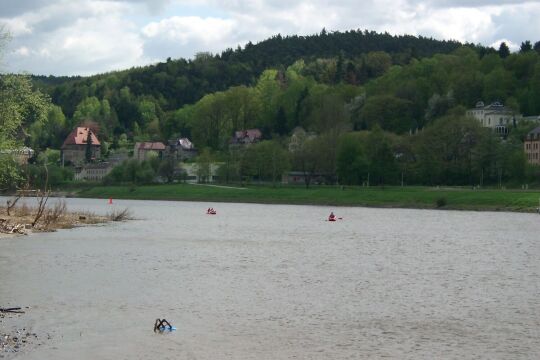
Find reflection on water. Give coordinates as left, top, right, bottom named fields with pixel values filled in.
left=1, top=197, right=539, bottom=359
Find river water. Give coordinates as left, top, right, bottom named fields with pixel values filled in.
left=1, top=197, right=539, bottom=359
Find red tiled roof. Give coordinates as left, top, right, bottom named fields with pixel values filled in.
left=62, top=127, right=100, bottom=148
left=135, top=142, right=166, bottom=151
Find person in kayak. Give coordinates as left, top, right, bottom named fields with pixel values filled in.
left=154, top=318, right=173, bottom=332
left=329, top=212, right=336, bottom=221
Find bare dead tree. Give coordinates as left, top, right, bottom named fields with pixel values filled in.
left=6, top=175, right=32, bottom=216
left=6, top=195, right=21, bottom=216
left=44, top=200, right=66, bottom=228
left=107, top=208, right=133, bottom=221
left=32, top=164, right=50, bottom=228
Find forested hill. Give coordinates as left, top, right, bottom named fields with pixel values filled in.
left=32, top=30, right=476, bottom=118
left=221, top=30, right=467, bottom=69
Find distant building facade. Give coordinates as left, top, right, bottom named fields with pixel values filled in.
left=74, top=162, right=113, bottom=182
left=466, top=101, right=518, bottom=136
left=282, top=171, right=325, bottom=185
left=61, top=127, right=101, bottom=165
left=168, top=138, right=197, bottom=160
left=134, top=142, right=166, bottom=161
left=288, top=127, right=316, bottom=152
left=0, top=147, right=34, bottom=164
left=231, top=129, right=262, bottom=145
left=178, top=162, right=222, bottom=183
left=524, top=126, right=540, bottom=165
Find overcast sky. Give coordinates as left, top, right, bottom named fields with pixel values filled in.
left=1, top=0, right=539, bottom=76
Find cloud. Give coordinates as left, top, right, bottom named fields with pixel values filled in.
left=141, top=15, right=237, bottom=59
left=1, top=0, right=540, bottom=75
left=2, top=0, right=147, bottom=75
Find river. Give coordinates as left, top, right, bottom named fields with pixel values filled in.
left=1, top=197, right=539, bottom=359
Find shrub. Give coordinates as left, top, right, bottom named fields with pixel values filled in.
left=436, top=197, right=447, bottom=208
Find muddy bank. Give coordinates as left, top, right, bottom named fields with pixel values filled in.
left=0, top=199, right=129, bottom=236
left=0, top=308, right=43, bottom=358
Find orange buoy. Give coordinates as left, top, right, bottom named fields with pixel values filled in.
left=108, top=197, right=113, bottom=205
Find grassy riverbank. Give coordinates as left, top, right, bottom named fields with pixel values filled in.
left=73, top=184, right=540, bottom=212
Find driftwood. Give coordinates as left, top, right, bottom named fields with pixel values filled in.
left=0, top=221, right=27, bottom=235
left=0, top=219, right=27, bottom=234
left=0, top=307, right=25, bottom=314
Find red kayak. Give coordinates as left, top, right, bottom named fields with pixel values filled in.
left=328, top=217, right=336, bottom=222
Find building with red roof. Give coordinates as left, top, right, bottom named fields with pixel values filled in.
left=231, top=129, right=262, bottom=145
left=61, top=127, right=101, bottom=165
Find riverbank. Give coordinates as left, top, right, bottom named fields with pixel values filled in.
left=73, top=183, right=540, bottom=213
left=0, top=199, right=129, bottom=237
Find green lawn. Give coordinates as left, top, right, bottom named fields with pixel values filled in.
left=73, top=183, right=540, bottom=212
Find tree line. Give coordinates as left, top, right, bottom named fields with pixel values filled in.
left=3, top=28, right=540, bottom=190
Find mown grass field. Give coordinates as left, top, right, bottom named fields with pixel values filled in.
left=74, top=183, right=540, bottom=212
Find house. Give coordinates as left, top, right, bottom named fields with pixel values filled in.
left=288, top=127, right=316, bottom=152
left=231, top=129, right=262, bottom=145
left=74, top=162, right=114, bottom=182
left=178, top=162, right=222, bottom=183
left=524, top=126, right=540, bottom=165
left=168, top=137, right=198, bottom=160
left=0, top=147, right=34, bottom=164
left=466, top=101, right=519, bottom=136
left=134, top=142, right=166, bottom=161
left=61, top=127, right=100, bottom=166
left=282, top=171, right=326, bottom=185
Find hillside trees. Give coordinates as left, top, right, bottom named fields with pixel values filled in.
left=0, top=30, right=52, bottom=189
left=72, top=96, right=118, bottom=138
left=29, top=105, right=67, bottom=149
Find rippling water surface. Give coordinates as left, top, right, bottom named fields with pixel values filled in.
left=1, top=197, right=539, bottom=359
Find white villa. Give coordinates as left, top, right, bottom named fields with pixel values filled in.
left=466, top=101, right=518, bottom=136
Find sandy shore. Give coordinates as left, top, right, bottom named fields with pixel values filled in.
left=0, top=199, right=127, bottom=237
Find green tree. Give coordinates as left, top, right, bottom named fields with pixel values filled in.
left=365, top=126, right=398, bottom=185
left=359, top=95, right=414, bottom=133
left=534, top=41, right=540, bottom=55
left=243, top=140, right=289, bottom=186
left=85, top=129, right=93, bottom=162
left=291, top=135, right=321, bottom=188
left=336, top=132, right=369, bottom=185
left=520, top=41, right=533, bottom=53
left=158, top=158, right=177, bottom=183
left=275, top=106, right=288, bottom=135
left=29, top=105, right=67, bottom=149
left=190, top=92, right=231, bottom=150
left=0, top=75, right=50, bottom=149
left=196, top=148, right=212, bottom=183
left=0, top=30, right=51, bottom=189
left=498, top=42, right=510, bottom=58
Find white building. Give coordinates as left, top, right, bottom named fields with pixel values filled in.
left=74, top=162, right=113, bottom=182
left=178, top=163, right=222, bottom=183
left=466, top=101, right=518, bottom=136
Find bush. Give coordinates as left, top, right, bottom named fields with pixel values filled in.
left=436, top=197, right=447, bottom=208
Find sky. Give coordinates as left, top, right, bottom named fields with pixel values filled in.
left=1, top=0, right=540, bottom=76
